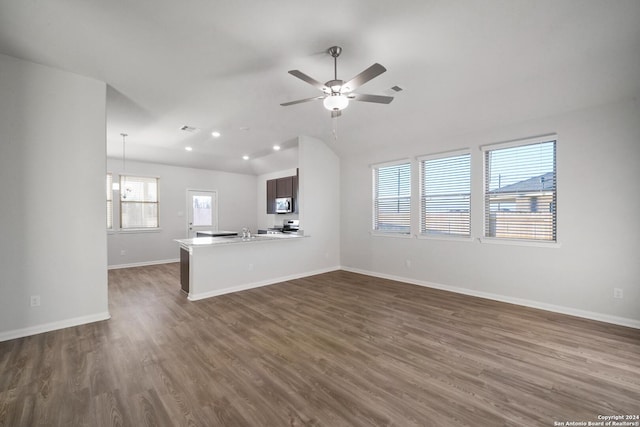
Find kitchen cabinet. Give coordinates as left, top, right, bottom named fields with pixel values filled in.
left=276, top=177, right=293, bottom=198
left=266, top=179, right=277, bottom=214
left=180, top=247, right=189, bottom=294
left=292, top=174, right=299, bottom=213
left=266, top=171, right=299, bottom=214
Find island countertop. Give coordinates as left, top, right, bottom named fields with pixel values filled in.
left=175, top=233, right=308, bottom=249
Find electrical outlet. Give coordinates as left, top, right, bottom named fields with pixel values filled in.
left=30, top=295, right=41, bottom=307
left=405, top=259, right=412, bottom=268
left=613, top=288, right=623, bottom=299
left=248, top=263, right=254, bottom=271
left=120, top=249, right=126, bottom=256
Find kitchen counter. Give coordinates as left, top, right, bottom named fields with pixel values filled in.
left=176, top=233, right=306, bottom=249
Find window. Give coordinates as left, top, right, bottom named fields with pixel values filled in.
left=420, top=151, right=471, bottom=237
left=372, top=161, right=411, bottom=234
left=120, top=175, right=159, bottom=229
left=106, top=173, right=113, bottom=229
left=483, top=137, right=556, bottom=241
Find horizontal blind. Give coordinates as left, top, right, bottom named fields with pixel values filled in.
left=484, top=140, right=556, bottom=241
left=120, top=175, right=159, bottom=228
left=373, top=162, right=411, bottom=234
left=120, top=175, right=158, bottom=202
left=106, top=173, right=113, bottom=229
left=420, top=153, right=470, bottom=237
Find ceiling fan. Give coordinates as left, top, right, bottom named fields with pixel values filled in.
left=281, top=46, right=394, bottom=117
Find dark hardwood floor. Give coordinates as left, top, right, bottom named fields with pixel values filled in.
left=1, top=265, right=639, bottom=426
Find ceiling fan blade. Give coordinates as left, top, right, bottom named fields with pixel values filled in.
left=347, top=93, right=394, bottom=104
left=331, top=110, right=342, bottom=118
left=342, top=63, right=387, bottom=92
left=288, top=70, right=328, bottom=92
left=280, top=96, right=325, bottom=107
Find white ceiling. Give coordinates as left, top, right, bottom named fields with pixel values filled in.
left=1, top=0, right=639, bottom=174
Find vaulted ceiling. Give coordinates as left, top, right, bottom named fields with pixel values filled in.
left=1, top=0, right=639, bottom=174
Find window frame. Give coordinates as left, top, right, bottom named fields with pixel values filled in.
left=106, top=173, right=113, bottom=230
left=480, top=134, right=559, bottom=247
left=371, top=159, right=413, bottom=237
left=418, top=149, right=472, bottom=241
left=119, top=174, right=160, bottom=230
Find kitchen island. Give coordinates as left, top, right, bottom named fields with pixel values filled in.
left=176, top=233, right=312, bottom=301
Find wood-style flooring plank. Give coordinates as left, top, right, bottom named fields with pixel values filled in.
left=0, top=265, right=639, bottom=426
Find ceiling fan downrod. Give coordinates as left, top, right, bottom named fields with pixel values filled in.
left=328, top=46, right=342, bottom=81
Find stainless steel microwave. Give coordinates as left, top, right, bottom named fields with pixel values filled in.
left=275, top=197, right=292, bottom=213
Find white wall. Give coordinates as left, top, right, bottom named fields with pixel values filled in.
left=340, top=97, right=640, bottom=326
left=0, top=54, right=109, bottom=340
left=107, top=159, right=257, bottom=267
left=298, top=135, right=341, bottom=267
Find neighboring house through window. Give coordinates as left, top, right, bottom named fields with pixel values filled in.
left=120, top=175, right=159, bottom=229
left=483, top=136, right=557, bottom=242
left=372, top=161, right=411, bottom=234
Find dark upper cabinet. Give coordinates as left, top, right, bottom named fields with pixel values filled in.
left=266, top=171, right=299, bottom=214
left=276, top=177, right=293, bottom=198
left=292, top=174, right=299, bottom=213
left=266, top=179, right=277, bottom=214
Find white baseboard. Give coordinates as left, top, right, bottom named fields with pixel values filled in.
left=188, top=265, right=341, bottom=301
left=108, top=258, right=179, bottom=270
left=341, top=266, right=640, bottom=330
left=0, top=311, right=111, bottom=343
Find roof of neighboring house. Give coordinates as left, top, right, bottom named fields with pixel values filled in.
left=491, top=172, right=555, bottom=193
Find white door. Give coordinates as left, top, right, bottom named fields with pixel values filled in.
left=187, top=190, right=218, bottom=237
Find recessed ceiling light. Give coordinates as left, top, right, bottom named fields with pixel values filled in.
left=185, top=146, right=193, bottom=151
left=273, top=145, right=281, bottom=151
left=211, top=131, right=221, bottom=138
left=242, top=155, right=250, bottom=160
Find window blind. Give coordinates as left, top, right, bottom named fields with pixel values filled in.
left=106, top=173, right=113, bottom=229
left=373, top=162, right=411, bottom=234
left=420, top=153, right=471, bottom=237
left=120, top=175, right=159, bottom=228
left=484, top=140, right=556, bottom=241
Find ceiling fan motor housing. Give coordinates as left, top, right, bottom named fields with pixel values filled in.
left=326, top=79, right=345, bottom=94
left=328, top=46, right=342, bottom=58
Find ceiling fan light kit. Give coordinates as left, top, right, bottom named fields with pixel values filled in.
left=281, top=46, right=394, bottom=117
left=323, top=94, right=349, bottom=111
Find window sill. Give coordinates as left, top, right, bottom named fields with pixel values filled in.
left=117, top=228, right=163, bottom=234
left=370, top=231, right=414, bottom=239
left=417, top=234, right=473, bottom=243
left=479, top=237, right=561, bottom=248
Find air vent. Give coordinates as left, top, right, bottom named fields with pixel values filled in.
left=391, top=85, right=403, bottom=92
left=179, top=125, right=200, bottom=133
